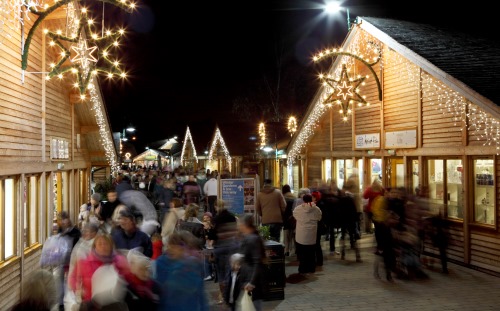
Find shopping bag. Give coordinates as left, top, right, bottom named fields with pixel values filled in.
left=40, top=234, right=72, bottom=267
left=235, top=291, right=256, bottom=311
left=91, top=264, right=128, bottom=307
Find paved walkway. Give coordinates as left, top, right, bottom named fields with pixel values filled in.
left=205, top=234, right=500, bottom=311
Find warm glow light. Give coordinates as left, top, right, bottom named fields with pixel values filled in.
left=180, top=126, right=198, bottom=165
left=287, top=116, right=298, bottom=136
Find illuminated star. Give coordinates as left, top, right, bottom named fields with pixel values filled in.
left=71, top=39, right=98, bottom=67
left=336, top=80, right=353, bottom=100
left=320, top=64, right=367, bottom=119
left=45, top=14, right=126, bottom=95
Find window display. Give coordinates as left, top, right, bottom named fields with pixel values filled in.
left=427, top=159, right=463, bottom=219
left=474, top=159, right=495, bottom=225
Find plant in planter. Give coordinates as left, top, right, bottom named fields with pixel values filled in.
left=258, top=225, right=271, bottom=240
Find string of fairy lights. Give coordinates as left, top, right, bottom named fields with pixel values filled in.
left=180, top=127, right=198, bottom=165
left=0, top=0, right=43, bottom=45
left=88, top=78, right=118, bottom=170
left=287, top=29, right=382, bottom=163
left=288, top=25, right=500, bottom=165
left=208, top=127, right=232, bottom=170
left=12, top=0, right=134, bottom=170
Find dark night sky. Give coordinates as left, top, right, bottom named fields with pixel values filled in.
left=99, top=0, right=495, bottom=151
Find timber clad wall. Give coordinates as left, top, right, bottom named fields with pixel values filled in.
left=422, top=93, right=463, bottom=147
left=383, top=59, right=418, bottom=131
left=0, top=11, right=112, bottom=310
left=307, top=117, right=330, bottom=185
left=296, top=29, right=500, bottom=274
left=333, top=111, right=352, bottom=150
left=0, top=18, right=43, bottom=161
left=354, top=63, right=381, bottom=135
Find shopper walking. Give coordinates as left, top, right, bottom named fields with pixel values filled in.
left=255, top=179, right=286, bottom=242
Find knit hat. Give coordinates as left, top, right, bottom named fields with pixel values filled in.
left=204, top=212, right=213, bottom=218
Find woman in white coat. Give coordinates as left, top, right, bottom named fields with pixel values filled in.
left=293, top=194, right=322, bottom=274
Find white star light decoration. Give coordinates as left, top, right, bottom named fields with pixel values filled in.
left=320, top=64, right=369, bottom=121
left=71, top=38, right=97, bottom=67
left=336, top=80, right=353, bottom=100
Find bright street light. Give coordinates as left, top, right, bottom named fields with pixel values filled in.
left=324, top=2, right=341, bottom=14
left=262, top=146, right=274, bottom=152
left=126, top=126, right=135, bottom=132
left=324, top=1, right=351, bottom=30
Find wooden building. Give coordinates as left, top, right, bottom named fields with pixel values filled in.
left=0, top=2, right=120, bottom=309
left=287, top=17, right=500, bottom=274
left=132, top=148, right=169, bottom=169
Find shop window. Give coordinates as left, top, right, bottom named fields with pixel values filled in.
left=24, top=175, right=40, bottom=248
left=427, top=159, right=463, bottom=219
left=370, top=158, right=382, bottom=183
left=473, top=159, right=495, bottom=225
left=323, top=159, right=332, bottom=183
left=335, top=159, right=355, bottom=190
left=411, top=159, right=419, bottom=195
left=1, top=178, right=17, bottom=261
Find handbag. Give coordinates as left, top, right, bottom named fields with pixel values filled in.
left=235, top=291, right=256, bottom=311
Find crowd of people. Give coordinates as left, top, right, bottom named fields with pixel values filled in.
left=9, top=165, right=450, bottom=311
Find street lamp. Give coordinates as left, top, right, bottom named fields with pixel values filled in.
left=324, top=1, right=351, bottom=30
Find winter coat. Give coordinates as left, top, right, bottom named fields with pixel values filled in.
left=239, top=233, right=267, bottom=301
left=363, top=186, right=384, bottom=213
left=153, top=254, right=209, bottom=311
left=293, top=202, right=322, bottom=245
left=68, top=251, right=134, bottom=302
left=161, top=207, right=185, bottom=244
left=111, top=227, right=153, bottom=258
left=283, top=192, right=297, bottom=230
left=255, top=185, right=286, bottom=225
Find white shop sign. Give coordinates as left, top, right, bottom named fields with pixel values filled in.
left=355, top=133, right=380, bottom=149
left=385, top=129, right=417, bottom=148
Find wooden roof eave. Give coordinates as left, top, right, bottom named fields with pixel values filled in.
left=286, top=26, right=360, bottom=154
left=358, top=17, right=500, bottom=120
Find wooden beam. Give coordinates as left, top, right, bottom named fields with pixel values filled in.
left=45, top=7, right=68, bottom=21
left=91, top=162, right=111, bottom=167
left=80, top=125, right=99, bottom=134
left=89, top=151, right=106, bottom=157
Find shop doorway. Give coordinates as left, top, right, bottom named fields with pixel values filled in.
left=369, top=158, right=382, bottom=184
left=387, top=157, right=405, bottom=188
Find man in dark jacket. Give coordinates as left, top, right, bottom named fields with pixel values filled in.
left=255, top=179, right=286, bottom=242
left=100, top=188, right=121, bottom=224
left=112, top=208, right=153, bottom=258
left=116, top=174, right=134, bottom=197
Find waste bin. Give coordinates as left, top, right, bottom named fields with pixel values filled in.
left=263, top=240, right=285, bottom=301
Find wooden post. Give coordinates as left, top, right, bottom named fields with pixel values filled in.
left=41, top=21, right=46, bottom=162
left=40, top=171, right=47, bottom=241
left=418, top=68, right=423, bottom=148
left=463, top=154, right=470, bottom=264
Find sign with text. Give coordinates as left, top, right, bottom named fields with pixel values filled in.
left=220, top=178, right=256, bottom=215
left=385, top=129, right=417, bottom=148
left=355, top=133, right=380, bottom=149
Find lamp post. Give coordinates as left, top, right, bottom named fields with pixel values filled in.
left=119, top=126, right=136, bottom=167
left=324, top=1, right=351, bottom=30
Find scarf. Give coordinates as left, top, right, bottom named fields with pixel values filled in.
left=91, top=249, right=115, bottom=264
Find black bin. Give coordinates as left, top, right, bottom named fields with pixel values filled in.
left=263, top=240, right=285, bottom=301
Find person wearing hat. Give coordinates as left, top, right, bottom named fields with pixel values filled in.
left=111, top=207, right=153, bottom=258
